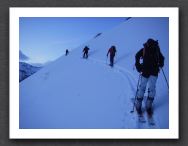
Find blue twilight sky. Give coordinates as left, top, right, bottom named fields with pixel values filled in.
left=19, top=17, right=126, bottom=64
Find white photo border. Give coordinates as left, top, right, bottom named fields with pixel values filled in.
left=9, top=7, right=179, bottom=139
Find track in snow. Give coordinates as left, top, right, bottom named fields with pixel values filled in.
left=87, top=56, right=159, bottom=129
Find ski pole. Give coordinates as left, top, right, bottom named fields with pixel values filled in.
left=106, top=56, right=108, bottom=65
left=130, top=74, right=141, bottom=113
left=161, top=67, right=169, bottom=89
left=155, top=41, right=169, bottom=89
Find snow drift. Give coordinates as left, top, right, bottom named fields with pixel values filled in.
left=20, top=17, right=169, bottom=129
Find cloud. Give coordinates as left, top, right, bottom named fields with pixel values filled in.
left=19, top=50, right=30, bottom=61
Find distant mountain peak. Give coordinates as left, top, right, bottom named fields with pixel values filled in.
left=19, top=62, right=41, bottom=82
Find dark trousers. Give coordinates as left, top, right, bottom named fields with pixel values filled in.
left=110, top=55, right=114, bottom=66
left=83, top=52, right=88, bottom=58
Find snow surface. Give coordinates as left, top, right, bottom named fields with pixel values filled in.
left=20, top=17, right=169, bottom=129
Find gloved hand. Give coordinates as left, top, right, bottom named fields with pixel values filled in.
left=135, top=63, right=143, bottom=73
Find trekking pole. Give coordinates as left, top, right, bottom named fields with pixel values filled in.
left=106, top=56, right=108, bottom=65
left=130, top=74, right=141, bottom=113
left=160, top=67, right=169, bottom=89
left=155, top=40, right=169, bottom=89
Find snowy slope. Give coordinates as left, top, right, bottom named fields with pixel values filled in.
left=20, top=17, right=169, bottom=129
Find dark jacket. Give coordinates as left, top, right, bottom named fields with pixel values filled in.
left=135, top=41, right=164, bottom=78
left=83, top=46, right=89, bottom=53
left=107, top=46, right=116, bottom=57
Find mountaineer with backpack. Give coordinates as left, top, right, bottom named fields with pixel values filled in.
left=107, top=45, right=117, bottom=67
left=83, top=46, right=90, bottom=59
left=135, top=38, right=164, bottom=117
left=65, top=49, right=69, bottom=56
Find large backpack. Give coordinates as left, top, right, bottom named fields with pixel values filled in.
left=111, top=46, right=116, bottom=55
left=143, top=39, right=160, bottom=65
